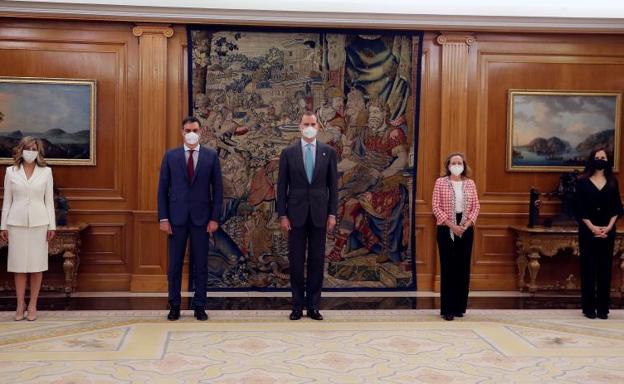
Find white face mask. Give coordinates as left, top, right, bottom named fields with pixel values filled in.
left=449, top=164, right=464, bottom=176
left=184, top=132, right=200, bottom=145
left=22, top=150, right=38, bottom=164
left=302, top=126, right=318, bottom=139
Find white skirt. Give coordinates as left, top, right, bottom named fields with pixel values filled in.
left=7, top=225, right=48, bottom=273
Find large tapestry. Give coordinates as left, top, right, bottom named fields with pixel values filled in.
left=188, top=27, right=423, bottom=289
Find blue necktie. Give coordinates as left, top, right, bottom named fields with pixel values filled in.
left=305, top=143, right=314, bottom=183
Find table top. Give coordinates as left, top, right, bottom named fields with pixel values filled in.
left=510, top=225, right=624, bottom=235
left=53, top=223, right=89, bottom=233
left=0, top=223, right=89, bottom=247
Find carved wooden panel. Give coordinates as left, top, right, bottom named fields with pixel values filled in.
left=4, top=20, right=624, bottom=292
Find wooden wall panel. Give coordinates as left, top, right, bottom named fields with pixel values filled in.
left=2, top=18, right=624, bottom=292
left=81, top=224, right=126, bottom=265
left=468, top=34, right=624, bottom=290
left=0, top=21, right=139, bottom=208
left=129, top=25, right=188, bottom=291
left=132, top=213, right=166, bottom=273
left=0, top=20, right=139, bottom=291
left=67, top=211, right=132, bottom=290
left=480, top=52, right=624, bottom=198
left=413, top=33, right=442, bottom=291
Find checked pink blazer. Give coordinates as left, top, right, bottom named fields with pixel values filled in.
left=432, top=176, right=480, bottom=226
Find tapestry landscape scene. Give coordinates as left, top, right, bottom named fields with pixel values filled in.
left=189, top=29, right=421, bottom=289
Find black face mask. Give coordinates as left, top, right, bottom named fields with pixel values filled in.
left=593, top=159, right=608, bottom=170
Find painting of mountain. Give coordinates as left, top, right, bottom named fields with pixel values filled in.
left=0, top=77, right=96, bottom=165
left=508, top=91, right=621, bottom=171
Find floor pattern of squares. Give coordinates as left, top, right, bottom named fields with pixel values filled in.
left=1, top=309, right=623, bottom=383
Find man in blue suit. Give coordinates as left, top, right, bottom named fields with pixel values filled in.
left=158, top=116, right=223, bottom=321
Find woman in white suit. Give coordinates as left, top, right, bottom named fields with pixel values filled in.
left=0, top=137, right=56, bottom=321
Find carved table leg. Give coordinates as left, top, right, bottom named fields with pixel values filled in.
left=63, top=251, right=76, bottom=297
left=515, top=238, right=527, bottom=290
left=527, top=251, right=541, bottom=293
left=73, top=240, right=81, bottom=292
left=516, top=253, right=528, bottom=290
left=620, top=253, right=624, bottom=295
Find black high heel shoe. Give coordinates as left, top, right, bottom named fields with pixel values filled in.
left=583, top=311, right=596, bottom=319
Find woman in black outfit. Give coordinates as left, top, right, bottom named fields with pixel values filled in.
left=575, top=148, right=623, bottom=319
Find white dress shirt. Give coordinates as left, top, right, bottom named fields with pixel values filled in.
left=451, top=180, right=464, bottom=213
left=184, top=144, right=200, bottom=168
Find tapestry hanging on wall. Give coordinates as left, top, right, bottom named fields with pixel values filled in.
left=188, top=26, right=423, bottom=289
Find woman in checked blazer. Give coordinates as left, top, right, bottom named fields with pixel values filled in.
left=432, top=152, right=480, bottom=321
left=0, top=137, right=56, bottom=321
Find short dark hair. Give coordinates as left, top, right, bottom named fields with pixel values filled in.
left=181, top=116, right=201, bottom=127
left=299, top=111, right=317, bottom=123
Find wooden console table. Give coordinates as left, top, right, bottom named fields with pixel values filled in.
left=510, top=225, right=624, bottom=293
left=0, top=223, right=88, bottom=297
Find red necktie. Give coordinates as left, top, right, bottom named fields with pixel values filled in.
left=187, top=149, right=195, bottom=181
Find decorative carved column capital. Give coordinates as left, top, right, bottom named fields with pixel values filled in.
left=436, top=33, right=475, bottom=46
left=132, top=24, right=174, bottom=38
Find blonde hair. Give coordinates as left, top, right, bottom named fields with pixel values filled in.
left=12, top=136, right=47, bottom=168
left=443, top=152, right=471, bottom=177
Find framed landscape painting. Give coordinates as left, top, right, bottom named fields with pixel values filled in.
left=0, top=77, right=96, bottom=166
left=507, top=90, right=621, bottom=172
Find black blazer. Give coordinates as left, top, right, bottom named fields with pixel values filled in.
left=575, top=176, right=623, bottom=229
left=276, top=140, right=338, bottom=228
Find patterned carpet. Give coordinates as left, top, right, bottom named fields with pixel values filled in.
left=1, top=310, right=624, bottom=383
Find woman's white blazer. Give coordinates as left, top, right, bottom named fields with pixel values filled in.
left=1, top=165, right=56, bottom=230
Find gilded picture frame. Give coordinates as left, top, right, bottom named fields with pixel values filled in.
left=0, top=76, right=97, bottom=166
left=507, top=90, right=621, bottom=172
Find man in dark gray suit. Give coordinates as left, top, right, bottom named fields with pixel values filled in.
left=277, top=111, right=338, bottom=321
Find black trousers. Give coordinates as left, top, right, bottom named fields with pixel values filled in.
left=579, top=229, right=614, bottom=316
left=437, top=213, right=474, bottom=316
left=168, top=222, right=209, bottom=308
left=288, top=211, right=327, bottom=311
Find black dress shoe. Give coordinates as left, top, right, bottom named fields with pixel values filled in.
left=443, top=314, right=454, bottom=321
left=194, top=308, right=208, bottom=321
left=307, top=310, right=323, bottom=321
left=597, top=313, right=609, bottom=320
left=167, top=306, right=180, bottom=321
left=454, top=313, right=464, bottom=318
left=289, top=310, right=303, bottom=320
left=583, top=311, right=596, bottom=319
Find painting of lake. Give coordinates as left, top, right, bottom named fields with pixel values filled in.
left=0, top=77, right=96, bottom=165
left=507, top=91, right=621, bottom=172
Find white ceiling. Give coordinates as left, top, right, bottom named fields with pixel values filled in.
left=2, top=0, right=624, bottom=32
